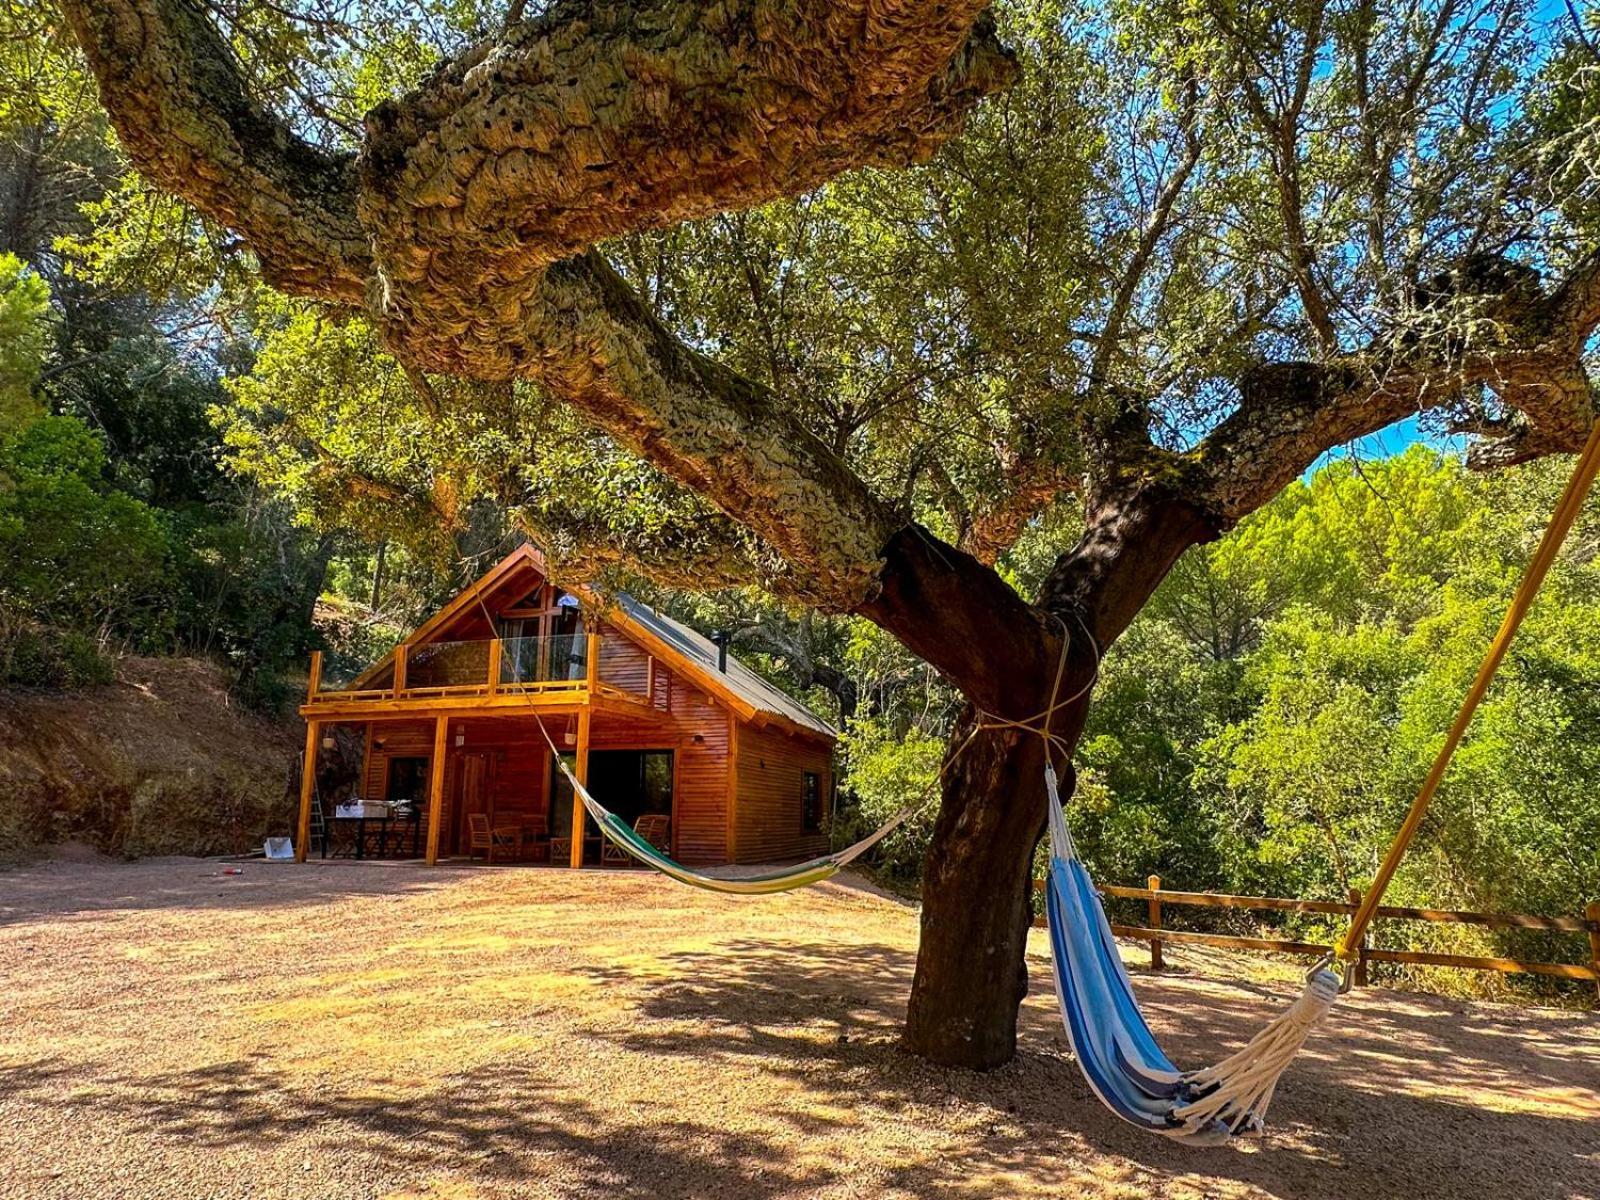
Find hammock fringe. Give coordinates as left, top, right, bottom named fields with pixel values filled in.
left=1171, top=967, right=1340, bottom=1136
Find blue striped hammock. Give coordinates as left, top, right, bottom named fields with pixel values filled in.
left=1043, top=762, right=1340, bottom=1142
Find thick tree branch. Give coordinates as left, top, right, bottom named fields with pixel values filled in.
left=358, top=1, right=1016, bottom=334
left=65, top=0, right=1018, bottom=613
left=59, top=0, right=370, bottom=302
left=511, top=506, right=769, bottom=595
left=361, top=2, right=1015, bottom=264
left=1037, top=469, right=1219, bottom=647
left=1194, top=251, right=1600, bottom=523
left=504, top=251, right=903, bottom=608
left=961, top=452, right=1075, bottom=565
left=860, top=525, right=1065, bottom=716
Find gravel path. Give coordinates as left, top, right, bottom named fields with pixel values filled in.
left=1, top=857, right=1595, bottom=1199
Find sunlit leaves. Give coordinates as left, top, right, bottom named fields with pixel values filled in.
left=0, top=252, right=50, bottom=424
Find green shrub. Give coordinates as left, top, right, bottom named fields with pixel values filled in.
left=0, top=626, right=115, bottom=687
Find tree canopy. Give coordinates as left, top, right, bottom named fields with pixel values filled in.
left=25, top=0, right=1600, bottom=1064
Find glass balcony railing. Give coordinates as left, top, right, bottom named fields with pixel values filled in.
left=499, top=633, right=587, bottom=686
left=404, top=638, right=495, bottom=690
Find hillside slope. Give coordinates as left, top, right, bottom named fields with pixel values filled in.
left=0, top=657, right=301, bottom=860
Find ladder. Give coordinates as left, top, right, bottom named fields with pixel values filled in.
left=289, top=751, right=328, bottom=858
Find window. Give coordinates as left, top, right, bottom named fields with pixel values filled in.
left=385, top=757, right=429, bottom=804
left=802, top=771, right=822, bottom=832
left=550, top=750, right=672, bottom=839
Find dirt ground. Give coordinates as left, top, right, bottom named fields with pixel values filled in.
left=0, top=657, right=300, bottom=859
left=1, top=859, right=1595, bottom=1200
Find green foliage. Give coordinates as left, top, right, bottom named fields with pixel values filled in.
left=1070, top=620, right=1242, bottom=889
left=0, top=626, right=114, bottom=687
left=1083, top=449, right=1600, bottom=991
left=0, top=252, right=51, bottom=423
left=0, top=415, right=174, bottom=649
left=836, top=719, right=946, bottom=883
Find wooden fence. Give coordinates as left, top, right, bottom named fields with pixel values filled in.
left=1033, top=874, right=1600, bottom=995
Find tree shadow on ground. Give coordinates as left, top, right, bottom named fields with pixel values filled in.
left=566, top=935, right=1600, bottom=1200
left=4, top=871, right=1596, bottom=1200
left=4, top=1055, right=832, bottom=1199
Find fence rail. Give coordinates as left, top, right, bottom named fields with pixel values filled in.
left=1032, top=875, right=1600, bottom=995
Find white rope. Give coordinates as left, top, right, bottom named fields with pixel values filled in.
left=1171, top=966, right=1341, bottom=1136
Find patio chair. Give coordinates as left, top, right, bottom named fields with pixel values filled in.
left=521, top=812, right=551, bottom=862
left=603, top=813, right=671, bottom=865
left=467, top=813, right=521, bottom=863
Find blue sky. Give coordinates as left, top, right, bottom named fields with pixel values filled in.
left=1309, top=416, right=1468, bottom=477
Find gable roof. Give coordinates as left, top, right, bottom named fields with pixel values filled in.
left=402, top=545, right=836, bottom=741
left=611, top=593, right=836, bottom=740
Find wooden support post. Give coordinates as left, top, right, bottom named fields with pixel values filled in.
left=393, top=643, right=408, bottom=697
left=306, top=650, right=323, bottom=701
left=295, top=721, right=319, bottom=863
left=1348, top=887, right=1369, bottom=987
left=1148, top=874, right=1163, bottom=970
left=585, top=629, right=601, bottom=691
left=487, top=638, right=501, bottom=696
left=1587, top=901, right=1600, bottom=1000
left=570, top=706, right=591, bottom=868
left=425, top=716, right=448, bottom=865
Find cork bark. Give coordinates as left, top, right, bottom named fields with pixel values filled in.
left=61, top=0, right=1013, bottom=607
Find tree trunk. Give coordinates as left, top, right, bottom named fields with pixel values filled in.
left=901, top=704, right=1090, bottom=1067
left=891, top=486, right=1218, bottom=1069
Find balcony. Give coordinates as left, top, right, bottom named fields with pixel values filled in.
left=302, top=631, right=662, bottom=717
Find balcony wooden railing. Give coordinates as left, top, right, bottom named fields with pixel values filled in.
left=304, top=631, right=665, bottom=710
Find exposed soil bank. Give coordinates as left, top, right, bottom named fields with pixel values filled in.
left=0, top=656, right=300, bottom=860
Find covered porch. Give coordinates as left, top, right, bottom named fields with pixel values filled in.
left=295, top=703, right=683, bottom=869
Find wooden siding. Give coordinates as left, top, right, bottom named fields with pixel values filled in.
left=733, top=723, right=832, bottom=864
left=588, top=685, right=730, bottom=865
left=596, top=624, right=649, bottom=694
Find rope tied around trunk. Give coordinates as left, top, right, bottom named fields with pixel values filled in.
left=962, top=609, right=1102, bottom=770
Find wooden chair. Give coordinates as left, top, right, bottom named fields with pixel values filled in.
left=468, top=813, right=521, bottom=863
left=603, top=813, right=671, bottom=865
left=521, top=812, right=550, bottom=862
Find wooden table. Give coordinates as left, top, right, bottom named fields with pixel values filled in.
left=490, top=813, right=550, bottom=863
left=327, top=811, right=424, bottom=859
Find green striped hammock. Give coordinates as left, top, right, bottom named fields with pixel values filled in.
left=544, top=731, right=915, bottom=895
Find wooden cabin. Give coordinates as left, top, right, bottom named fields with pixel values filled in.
left=295, top=545, right=836, bottom=868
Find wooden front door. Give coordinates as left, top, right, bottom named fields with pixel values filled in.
left=450, top=752, right=493, bottom=856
